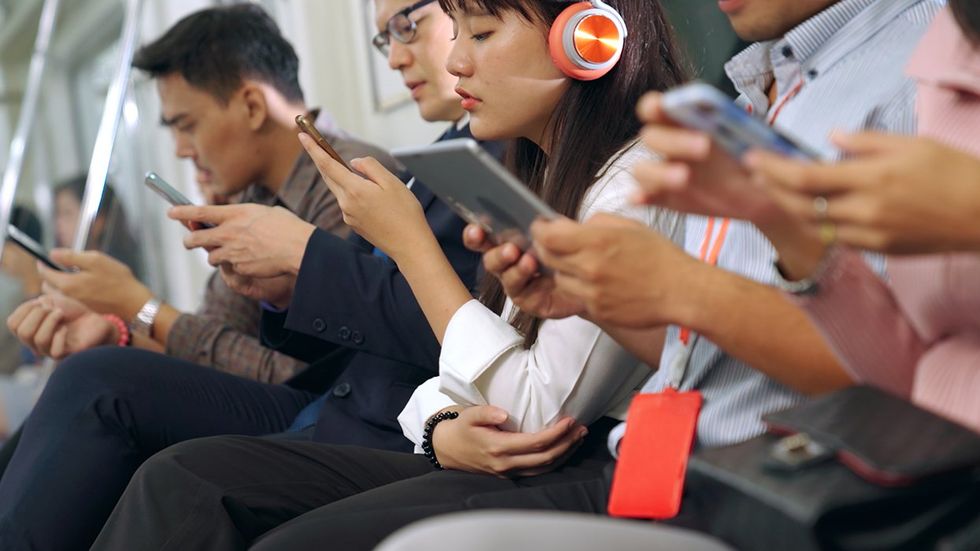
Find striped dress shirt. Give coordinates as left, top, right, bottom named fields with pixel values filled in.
left=608, top=0, right=943, bottom=453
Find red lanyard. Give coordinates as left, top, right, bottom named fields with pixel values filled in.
left=675, top=77, right=804, bottom=349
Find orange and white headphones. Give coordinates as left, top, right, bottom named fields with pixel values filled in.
left=548, top=0, right=627, bottom=81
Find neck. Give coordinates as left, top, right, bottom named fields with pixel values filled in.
left=255, top=108, right=307, bottom=193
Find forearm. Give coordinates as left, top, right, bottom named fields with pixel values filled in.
left=678, top=263, right=852, bottom=395
left=392, top=232, right=474, bottom=344
left=594, top=323, right=666, bottom=369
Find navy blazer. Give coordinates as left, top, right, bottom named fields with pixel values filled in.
left=262, top=124, right=506, bottom=452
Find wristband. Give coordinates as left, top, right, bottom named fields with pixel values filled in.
left=421, top=410, right=460, bottom=470
left=103, top=314, right=131, bottom=347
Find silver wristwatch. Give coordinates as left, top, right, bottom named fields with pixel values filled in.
left=132, top=297, right=162, bottom=337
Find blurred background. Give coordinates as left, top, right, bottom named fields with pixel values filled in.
left=0, top=0, right=742, bottom=315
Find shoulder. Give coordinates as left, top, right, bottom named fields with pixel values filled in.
left=579, top=142, right=684, bottom=243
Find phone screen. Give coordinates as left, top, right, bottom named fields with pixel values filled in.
left=6, top=224, right=70, bottom=272
left=295, top=114, right=352, bottom=171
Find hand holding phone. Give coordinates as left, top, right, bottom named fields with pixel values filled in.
left=661, top=82, right=823, bottom=161
left=296, top=114, right=352, bottom=172
left=144, top=172, right=214, bottom=229
left=5, top=224, right=71, bottom=272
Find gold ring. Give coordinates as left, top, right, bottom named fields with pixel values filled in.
left=818, top=221, right=837, bottom=246
left=812, top=196, right=829, bottom=221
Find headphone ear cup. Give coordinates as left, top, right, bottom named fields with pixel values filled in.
left=548, top=1, right=626, bottom=81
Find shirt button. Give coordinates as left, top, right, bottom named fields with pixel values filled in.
left=781, top=45, right=793, bottom=58
left=807, top=69, right=819, bottom=79
left=332, top=382, right=352, bottom=398
left=313, top=318, right=327, bottom=333
left=338, top=326, right=351, bottom=341
left=351, top=331, right=364, bottom=345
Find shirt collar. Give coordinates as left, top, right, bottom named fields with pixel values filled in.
left=726, top=0, right=929, bottom=113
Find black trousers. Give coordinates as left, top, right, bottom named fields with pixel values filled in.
left=0, top=347, right=317, bottom=551
left=92, top=421, right=618, bottom=550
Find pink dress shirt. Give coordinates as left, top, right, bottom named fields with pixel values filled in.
left=798, top=8, right=980, bottom=432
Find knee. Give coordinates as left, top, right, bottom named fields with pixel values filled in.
left=38, top=347, right=148, bottom=406
left=134, top=436, right=250, bottom=491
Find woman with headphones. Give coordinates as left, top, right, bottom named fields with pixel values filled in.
left=92, top=2, right=687, bottom=549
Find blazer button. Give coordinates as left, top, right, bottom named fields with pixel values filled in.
left=332, top=382, right=352, bottom=398
left=351, top=331, right=364, bottom=345
left=338, top=326, right=351, bottom=341
left=313, top=318, right=327, bottom=333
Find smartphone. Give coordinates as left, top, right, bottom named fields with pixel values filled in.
left=393, top=138, right=558, bottom=254
left=661, top=82, right=824, bottom=160
left=144, top=172, right=213, bottom=229
left=5, top=224, right=71, bottom=272
left=295, top=114, right=352, bottom=171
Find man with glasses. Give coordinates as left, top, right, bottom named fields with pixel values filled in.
left=0, top=1, right=503, bottom=549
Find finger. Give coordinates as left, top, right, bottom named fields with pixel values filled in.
left=484, top=418, right=579, bottom=455
left=36, top=263, right=74, bottom=290
left=168, top=204, right=232, bottom=225
left=463, top=225, right=492, bottom=253
left=299, top=134, right=358, bottom=198
left=511, top=438, right=585, bottom=477
left=49, top=249, right=101, bottom=270
left=32, top=309, right=64, bottom=355
left=182, top=227, right=225, bottom=250
left=635, top=92, right=669, bottom=124
left=462, top=405, right=510, bottom=427
left=482, top=243, right=522, bottom=276
left=505, top=425, right=588, bottom=473
left=529, top=218, right=591, bottom=256
left=498, top=256, right=540, bottom=296
left=15, top=306, right=49, bottom=345
left=49, top=326, right=68, bottom=359
left=630, top=160, right=690, bottom=199
left=745, top=150, right=867, bottom=195
left=830, top=130, right=910, bottom=156
left=349, top=157, right=399, bottom=190
left=640, top=125, right=711, bottom=161
left=7, top=299, right=40, bottom=333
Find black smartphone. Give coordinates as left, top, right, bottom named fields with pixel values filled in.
left=5, top=224, right=71, bottom=272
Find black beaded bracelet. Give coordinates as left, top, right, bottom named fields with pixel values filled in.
left=421, top=410, right=460, bottom=470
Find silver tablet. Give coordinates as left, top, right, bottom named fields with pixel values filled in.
left=393, top=138, right=557, bottom=252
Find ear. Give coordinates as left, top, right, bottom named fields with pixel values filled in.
left=239, top=82, right=270, bottom=132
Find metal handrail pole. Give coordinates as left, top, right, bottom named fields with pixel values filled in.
left=72, top=0, right=144, bottom=251
left=0, top=0, right=62, bottom=263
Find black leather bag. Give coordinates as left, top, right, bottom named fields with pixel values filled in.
left=682, top=386, right=980, bottom=551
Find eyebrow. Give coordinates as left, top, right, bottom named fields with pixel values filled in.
left=159, top=113, right=188, bottom=127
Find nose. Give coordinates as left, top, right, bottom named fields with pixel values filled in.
left=172, top=132, right=194, bottom=160
left=445, top=40, right=472, bottom=79
left=387, top=39, right=412, bottom=71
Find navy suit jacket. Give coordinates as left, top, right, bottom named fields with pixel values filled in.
left=262, top=124, right=506, bottom=452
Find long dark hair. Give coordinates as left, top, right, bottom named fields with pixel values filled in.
left=439, top=0, right=688, bottom=346
left=950, top=0, right=980, bottom=46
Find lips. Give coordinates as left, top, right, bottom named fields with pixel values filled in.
left=717, top=0, right=745, bottom=14
left=455, top=87, right=482, bottom=111
left=405, top=80, right=426, bottom=99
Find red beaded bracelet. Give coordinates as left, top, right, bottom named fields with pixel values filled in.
left=103, top=314, right=131, bottom=347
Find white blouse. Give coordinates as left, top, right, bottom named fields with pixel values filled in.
left=398, top=142, right=684, bottom=450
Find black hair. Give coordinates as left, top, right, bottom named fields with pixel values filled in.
left=132, top=4, right=305, bottom=103
left=54, top=175, right=144, bottom=278
left=439, top=0, right=689, bottom=346
left=950, top=0, right=980, bottom=46
left=10, top=205, right=43, bottom=243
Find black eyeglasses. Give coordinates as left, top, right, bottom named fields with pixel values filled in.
left=371, top=0, right=438, bottom=56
